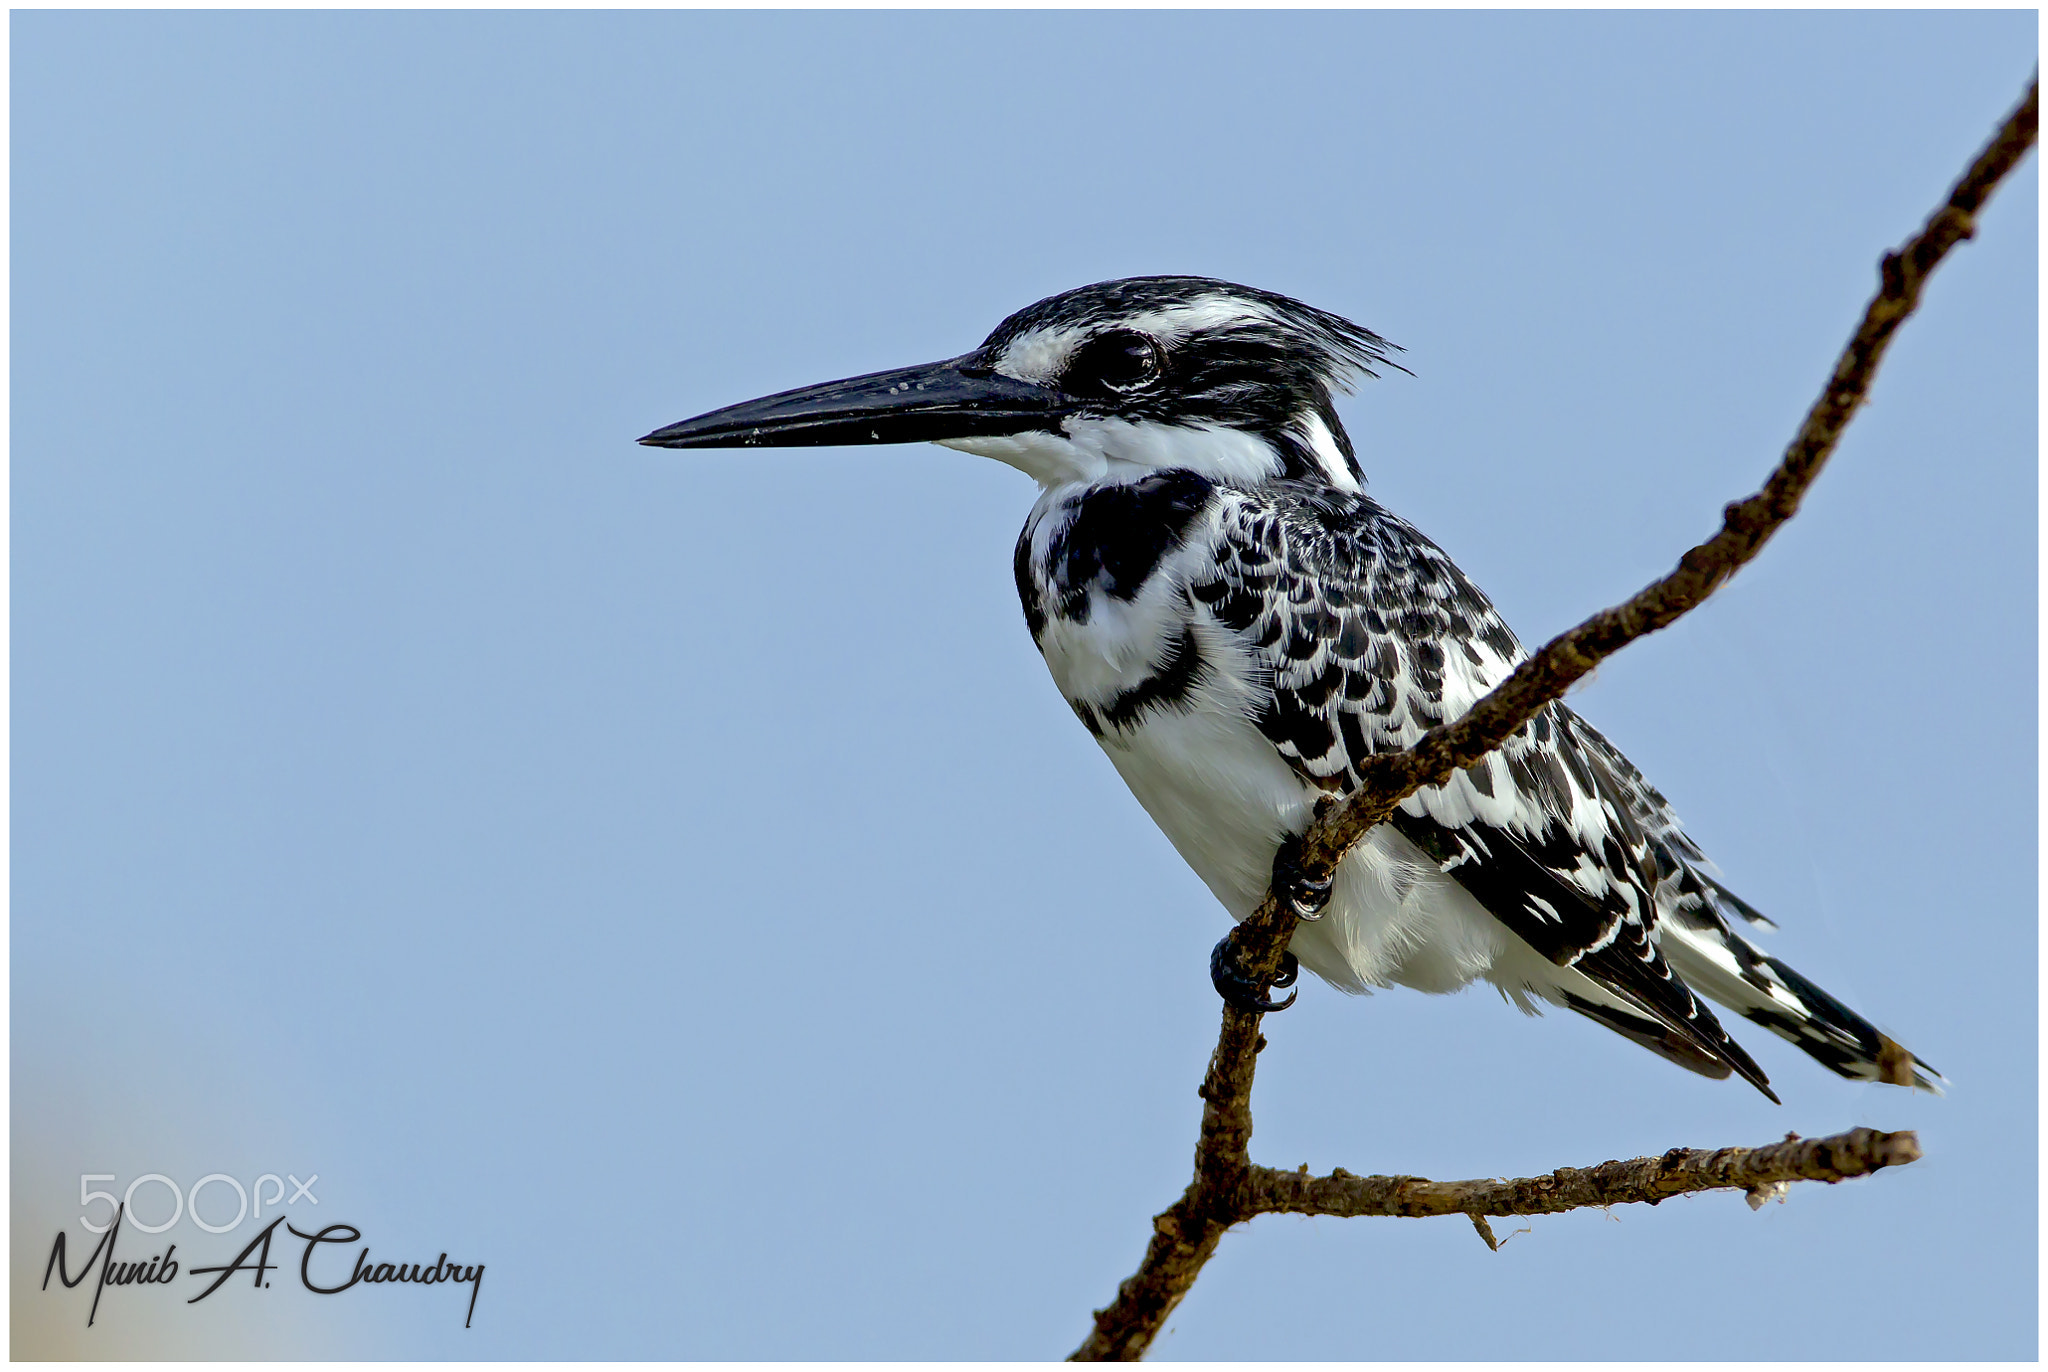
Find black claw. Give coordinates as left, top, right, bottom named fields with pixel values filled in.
left=1210, top=930, right=1300, bottom=1013
left=1273, top=835, right=1333, bottom=921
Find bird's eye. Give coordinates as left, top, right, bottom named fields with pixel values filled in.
left=1065, top=329, right=1163, bottom=395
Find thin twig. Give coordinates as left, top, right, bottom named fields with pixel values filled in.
left=1069, top=76, right=2034, bottom=1364
left=1467, top=1213, right=1501, bottom=1252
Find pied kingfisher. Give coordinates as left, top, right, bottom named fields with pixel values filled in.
left=642, top=276, right=1936, bottom=1101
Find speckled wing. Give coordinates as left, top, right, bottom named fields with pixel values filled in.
left=1562, top=713, right=1779, bottom=934
left=1563, top=710, right=1942, bottom=1090
left=1186, top=482, right=1776, bottom=1097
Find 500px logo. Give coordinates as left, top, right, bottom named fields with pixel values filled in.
left=43, top=1175, right=485, bottom=1331
left=77, top=1171, right=321, bottom=1234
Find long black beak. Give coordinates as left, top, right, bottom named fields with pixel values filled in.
left=638, top=354, right=1075, bottom=449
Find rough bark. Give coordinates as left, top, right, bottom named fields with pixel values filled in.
left=1248, top=1127, right=1924, bottom=1223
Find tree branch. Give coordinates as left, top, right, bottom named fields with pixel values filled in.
left=1249, top=1127, right=1923, bottom=1222
left=1070, top=75, right=2034, bottom=1363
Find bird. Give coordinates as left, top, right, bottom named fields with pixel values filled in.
left=640, top=275, right=1938, bottom=1101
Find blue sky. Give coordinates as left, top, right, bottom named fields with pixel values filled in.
left=12, top=10, right=2037, bottom=1359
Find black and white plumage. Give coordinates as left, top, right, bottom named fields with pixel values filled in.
left=642, top=275, right=1938, bottom=1100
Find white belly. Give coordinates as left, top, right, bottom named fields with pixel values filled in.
left=1093, top=683, right=1522, bottom=1000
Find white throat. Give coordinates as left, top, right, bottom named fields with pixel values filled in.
left=941, top=418, right=1286, bottom=491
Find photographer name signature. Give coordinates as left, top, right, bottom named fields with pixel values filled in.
left=43, top=1204, right=485, bottom=1329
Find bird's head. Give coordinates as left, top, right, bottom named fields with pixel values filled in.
left=640, top=276, right=1403, bottom=492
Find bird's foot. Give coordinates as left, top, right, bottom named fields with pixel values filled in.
left=1272, top=835, right=1332, bottom=921
left=1210, top=931, right=1300, bottom=1013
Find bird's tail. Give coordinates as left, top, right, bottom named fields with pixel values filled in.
left=1657, top=897, right=1942, bottom=1092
